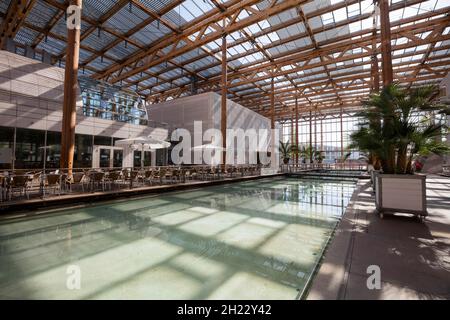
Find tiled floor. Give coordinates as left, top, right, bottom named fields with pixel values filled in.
left=308, top=175, right=450, bottom=300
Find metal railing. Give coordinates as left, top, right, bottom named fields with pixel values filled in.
left=280, top=163, right=368, bottom=173
left=0, top=165, right=265, bottom=203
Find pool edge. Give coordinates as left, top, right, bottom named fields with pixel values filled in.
left=305, top=178, right=367, bottom=300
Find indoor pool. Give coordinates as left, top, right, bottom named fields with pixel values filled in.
left=0, top=177, right=356, bottom=299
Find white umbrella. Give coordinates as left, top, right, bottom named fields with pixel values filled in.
left=191, top=144, right=225, bottom=166
left=115, top=136, right=170, bottom=168
left=190, top=144, right=225, bottom=151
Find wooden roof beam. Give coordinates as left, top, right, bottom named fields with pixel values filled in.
left=0, top=0, right=36, bottom=49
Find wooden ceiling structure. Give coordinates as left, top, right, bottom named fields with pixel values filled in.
left=0, top=0, right=449, bottom=121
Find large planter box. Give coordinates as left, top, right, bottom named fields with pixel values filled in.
left=375, top=173, right=427, bottom=218
left=370, top=169, right=381, bottom=185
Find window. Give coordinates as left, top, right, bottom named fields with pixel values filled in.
left=74, top=134, right=93, bottom=168
left=0, top=126, right=14, bottom=169
left=15, top=128, right=45, bottom=169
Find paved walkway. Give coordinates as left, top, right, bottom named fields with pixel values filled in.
left=308, top=175, right=450, bottom=300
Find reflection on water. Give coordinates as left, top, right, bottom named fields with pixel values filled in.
left=0, top=177, right=356, bottom=299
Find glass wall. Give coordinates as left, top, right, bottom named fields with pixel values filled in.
left=0, top=126, right=96, bottom=170
left=15, top=128, right=45, bottom=169
left=0, top=127, right=14, bottom=169
left=133, top=150, right=152, bottom=168
left=74, top=134, right=93, bottom=168
left=79, top=77, right=148, bottom=126
left=45, top=131, right=61, bottom=169
left=280, top=113, right=363, bottom=163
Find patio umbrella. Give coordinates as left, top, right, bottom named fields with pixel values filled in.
left=190, top=144, right=225, bottom=151
left=115, top=136, right=170, bottom=169
left=191, top=144, right=225, bottom=166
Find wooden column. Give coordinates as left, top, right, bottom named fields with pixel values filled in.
left=60, top=0, right=81, bottom=172
left=270, top=78, right=275, bottom=166
left=378, top=0, right=395, bottom=172
left=309, top=109, right=312, bottom=163
left=371, top=8, right=380, bottom=93
left=314, top=109, right=317, bottom=152
left=221, top=33, right=227, bottom=167
left=379, top=0, right=393, bottom=86
left=290, top=110, right=294, bottom=144
left=270, top=78, right=275, bottom=130
left=340, top=105, right=344, bottom=161
left=295, top=96, right=299, bottom=166
left=320, top=118, right=323, bottom=153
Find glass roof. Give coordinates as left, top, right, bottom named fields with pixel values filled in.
left=1, top=0, right=448, bottom=117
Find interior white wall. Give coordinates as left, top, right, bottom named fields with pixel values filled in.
left=147, top=92, right=276, bottom=165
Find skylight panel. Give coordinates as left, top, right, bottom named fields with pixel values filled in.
left=267, top=32, right=280, bottom=42
left=258, top=19, right=271, bottom=30
left=419, top=31, right=431, bottom=39
left=176, top=0, right=202, bottom=19
left=257, top=35, right=271, bottom=45
left=435, top=0, right=449, bottom=9
left=390, top=8, right=404, bottom=22
left=233, top=45, right=247, bottom=54
left=404, top=6, right=419, bottom=18
left=237, top=9, right=250, bottom=20
left=321, top=12, right=334, bottom=25
left=333, top=7, right=347, bottom=23
left=241, top=42, right=253, bottom=50
left=244, top=23, right=261, bottom=35
left=360, top=0, right=374, bottom=14
left=361, top=18, right=372, bottom=30
left=175, top=3, right=196, bottom=22
left=416, top=44, right=428, bottom=51
left=347, top=3, right=360, bottom=17
left=349, top=21, right=362, bottom=33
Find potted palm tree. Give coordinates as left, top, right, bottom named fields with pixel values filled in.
left=350, top=84, right=449, bottom=219
left=279, top=141, right=296, bottom=165
left=303, top=145, right=314, bottom=164
left=314, top=150, right=325, bottom=164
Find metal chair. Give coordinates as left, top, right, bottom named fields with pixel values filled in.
left=89, top=171, right=105, bottom=192
left=9, top=175, right=31, bottom=200
left=105, top=171, right=122, bottom=190
left=43, top=174, right=61, bottom=197
left=67, top=172, right=86, bottom=192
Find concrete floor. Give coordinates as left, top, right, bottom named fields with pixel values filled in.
left=308, top=175, right=450, bottom=300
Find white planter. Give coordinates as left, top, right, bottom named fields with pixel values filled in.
left=370, top=169, right=381, bottom=185
left=375, top=173, right=427, bottom=219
